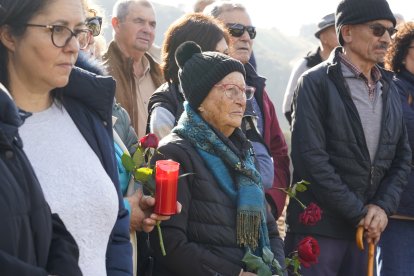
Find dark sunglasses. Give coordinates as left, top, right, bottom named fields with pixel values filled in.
left=86, top=16, right=102, bottom=37
left=226, top=23, right=256, bottom=39
left=366, top=23, right=397, bottom=37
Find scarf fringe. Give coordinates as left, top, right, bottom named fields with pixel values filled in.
left=237, top=211, right=261, bottom=250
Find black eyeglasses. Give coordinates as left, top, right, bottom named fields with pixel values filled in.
left=366, top=23, right=397, bottom=37
left=226, top=23, right=256, bottom=39
left=86, top=16, right=102, bottom=37
left=26, top=24, right=91, bottom=49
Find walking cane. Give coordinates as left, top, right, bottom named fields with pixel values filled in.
left=356, top=226, right=375, bottom=276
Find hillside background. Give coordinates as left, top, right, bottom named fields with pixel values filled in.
left=97, top=1, right=320, bottom=133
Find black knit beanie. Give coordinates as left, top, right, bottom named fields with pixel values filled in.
left=335, top=0, right=396, bottom=45
left=175, top=41, right=246, bottom=110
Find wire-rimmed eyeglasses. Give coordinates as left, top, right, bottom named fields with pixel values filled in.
left=214, top=83, right=255, bottom=100
left=25, top=24, right=91, bottom=50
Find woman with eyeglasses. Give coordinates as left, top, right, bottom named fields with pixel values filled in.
left=147, top=12, right=230, bottom=140
left=379, top=21, right=414, bottom=276
left=84, top=6, right=105, bottom=59
left=0, top=0, right=134, bottom=275
left=147, top=41, right=285, bottom=276
left=0, top=83, right=82, bottom=275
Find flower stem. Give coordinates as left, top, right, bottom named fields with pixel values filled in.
left=277, top=187, right=307, bottom=209
left=293, top=196, right=307, bottom=209
left=157, top=221, right=166, bottom=256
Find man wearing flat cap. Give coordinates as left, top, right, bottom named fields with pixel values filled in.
left=282, top=13, right=339, bottom=125
left=285, top=0, right=411, bottom=274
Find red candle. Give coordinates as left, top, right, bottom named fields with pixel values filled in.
left=154, top=160, right=180, bottom=215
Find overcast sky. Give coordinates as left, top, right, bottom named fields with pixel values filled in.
left=151, top=0, right=413, bottom=36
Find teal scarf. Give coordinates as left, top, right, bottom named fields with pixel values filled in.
left=173, top=102, right=270, bottom=251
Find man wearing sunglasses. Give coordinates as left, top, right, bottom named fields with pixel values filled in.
left=286, top=0, right=411, bottom=275
left=205, top=2, right=291, bottom=227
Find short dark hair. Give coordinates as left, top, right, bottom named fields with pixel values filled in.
left=161, top=12, right=229, bottom=84
left=384, top=22, right=414, bottom=73
left=0, top=0, right=50, bottom=88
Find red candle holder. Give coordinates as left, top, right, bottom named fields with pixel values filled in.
left=154, top=160, right=180, bottom=215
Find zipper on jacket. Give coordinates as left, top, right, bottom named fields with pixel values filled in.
left=370, top=166, right=375, bottom=187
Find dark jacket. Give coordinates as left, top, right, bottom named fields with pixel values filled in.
left=304, top=47, right=323, bottom=68
left=393, top=69, right=414, bottom=216
left=0, top=87, right=81, bottom=276
left=147, top=133, right=285, bottom=276
left=244, top=63, right=290, bottom=219
left=54, top=68, right=133, bottom=275
left=288, top=47, right=412, bottom=240
left=75, top=52, right=138, bottom=154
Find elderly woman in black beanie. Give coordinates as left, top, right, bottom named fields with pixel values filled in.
left=147, top=41, right=285, bottom=276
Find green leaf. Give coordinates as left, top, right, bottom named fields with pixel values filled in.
left=272, top=258, right=284, bottom=276
left=295, top=183, right=308, bottom=192
left=262, top=247, right=274, bottom=264
left=134, top=167, right=153, bottom=183
left=256, top=266, right=272, bottom=276
left=298, top=180, right=310, bottom=185
left=241, top=250, right=272, bottom=275
left=121, top=154, right=135, bottom=172
left=132, top=147, right=145, bottom=167
left=291, top=254, right=301, bottom=275
left=241, top=250, right=263, bottom=271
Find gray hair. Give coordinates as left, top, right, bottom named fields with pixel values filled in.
left=112, top=0, right=154, bottom=21
left=203, top=0, right=246, bottom=18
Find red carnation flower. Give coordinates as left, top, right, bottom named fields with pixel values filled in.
left=139, top=133, right=159, bottom=149
left=299, top=202, right=322, bottom=226
left=297, top=236, right=320, bottom=268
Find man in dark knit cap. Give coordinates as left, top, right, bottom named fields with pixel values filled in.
left=285, top=0, right=412, bottom=275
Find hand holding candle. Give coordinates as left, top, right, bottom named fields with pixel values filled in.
left=154, top=160, right=180, bottom=215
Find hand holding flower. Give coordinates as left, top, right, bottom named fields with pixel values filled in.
left=122, top=133, right=187, bottom=255
left=139, top=192, right=182, bottom=233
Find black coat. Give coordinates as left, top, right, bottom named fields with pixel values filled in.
left=393, top=69, right=414, bottom=217
left=0, top=87, right=81, bottom=276
left=147, top=133, right=285, bottom=276
left=287, top=47, right=412, bottom=240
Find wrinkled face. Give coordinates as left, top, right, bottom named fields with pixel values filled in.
left=218, top=9, right=253, bottom=64
left=4, top=0, right=85, bottom=91
left=199, top=71, right=246, bottom=136
left=115, top=2, right=156, bottom=53
left=215, top=37, right=229, bottom=54
left=343, top=19, right=394, bottom=65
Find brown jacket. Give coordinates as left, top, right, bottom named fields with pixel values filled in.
left=103, top=41, right=163, bottom=136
